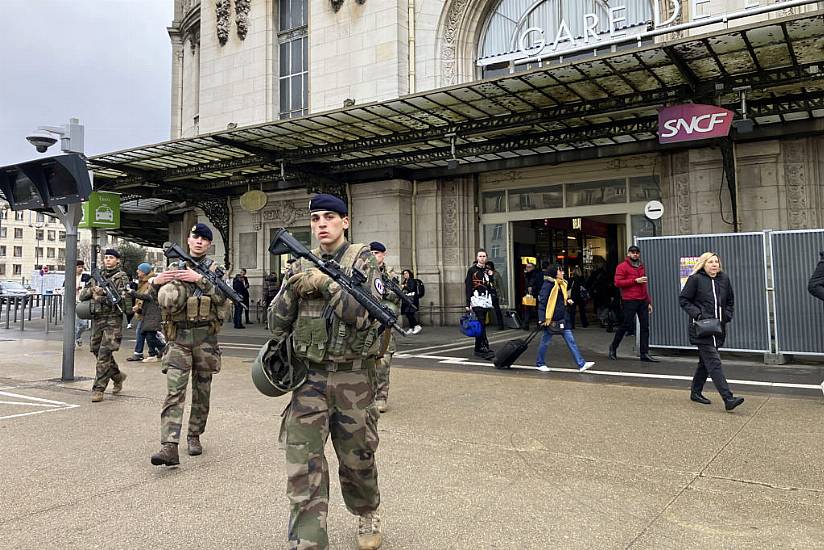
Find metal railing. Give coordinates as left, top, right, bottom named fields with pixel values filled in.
left=0, top=294, right=64, bottom=332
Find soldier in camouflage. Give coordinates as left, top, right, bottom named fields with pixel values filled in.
left=268, top=194, right=384, bottom=550
left=149, top=223, right=231, bottom=467
left=369, top=241, right=399, bottom=414
left=78, top=249, right=131, bottom=403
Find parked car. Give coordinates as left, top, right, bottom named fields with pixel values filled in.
left=0, top=281, right=30, bottom=296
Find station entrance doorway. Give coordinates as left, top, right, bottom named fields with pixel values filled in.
left=511, top=215, right=626, bottom=313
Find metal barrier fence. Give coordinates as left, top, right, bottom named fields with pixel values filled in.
left=0, top=294, right=64, bottom=332
left=637, top=229, right=824, bottom=356
left=770, top=229, right=824, bottom=356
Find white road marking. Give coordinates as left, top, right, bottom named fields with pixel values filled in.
left=0, top=389, right=79, bottom=420
left=399, top=333, right=519, bottom=355
left=397, top=353, right=824, bottom=393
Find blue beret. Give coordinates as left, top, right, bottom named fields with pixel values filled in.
left=309, top=194, right=347, bottom=215
left=190, top=223, right=213, bottom=241
left=103, top=248, right=121, bottom=259
left=369, top=241, right=386, bottom=252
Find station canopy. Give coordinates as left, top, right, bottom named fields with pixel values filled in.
left=89, top=10, right=824, bottom=246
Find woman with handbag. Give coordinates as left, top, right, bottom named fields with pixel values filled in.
left=535, top=266, right=595, bottom=373
left=679, top=252, right=744, bottom=411
left=465, top=249, right=495, bottom=359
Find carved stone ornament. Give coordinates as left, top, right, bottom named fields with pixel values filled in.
left=187, top=29, right=200, bottom=53
left=783, top=140, right=809, bottom=229
left=216, top=0, right=230, bottom=46
left=441, top=0, right=472, bottom=86
left=261, top=200, right=310, bottom=227
left=331, top=0, right=345, bottom=12
left=235, top=0, right=250, bottom=40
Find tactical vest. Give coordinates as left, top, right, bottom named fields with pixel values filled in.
left=91, top=269, right=130, bottom=318
left=159, top=257, right=231, bottom=337
left=378, top=264, right=398, bottom=355
left=291, top=242, right=383, bottom=366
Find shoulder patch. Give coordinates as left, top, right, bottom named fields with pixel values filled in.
left=374, top=277, right=385, bottom=295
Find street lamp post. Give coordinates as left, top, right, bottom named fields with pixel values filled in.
left=27, top=118, right=85, bottom=381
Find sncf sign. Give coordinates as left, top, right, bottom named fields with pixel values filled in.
left=658, top=104, right=735, bottom=144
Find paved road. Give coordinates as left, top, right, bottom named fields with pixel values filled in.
left=0, top=333, right=823, bottom=549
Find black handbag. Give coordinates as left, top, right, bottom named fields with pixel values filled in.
left=694, top=317, right=723, bottom=338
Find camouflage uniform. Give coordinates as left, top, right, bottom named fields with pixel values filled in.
left=78, top=267, right=131, bottom=392
left=152, top=256, right=231, bottom=446
left=374, top=264, right=400, bottom=403
left=269, top=241, right=384, bottom=550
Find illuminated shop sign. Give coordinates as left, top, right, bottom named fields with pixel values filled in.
left=658, top=104, right=734, bottom=144
left=477, top=0, right=813, bottom=67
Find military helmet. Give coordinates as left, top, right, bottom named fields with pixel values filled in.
left=157, top=280, right=189, bottom=314
left=250, top=336, right=307, bottom=397
left=75, top=300, right=93, bottom=320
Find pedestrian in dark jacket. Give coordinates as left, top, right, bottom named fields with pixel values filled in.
left=522, top=261, right=543, bottom=329
left=567, top=267, right=589, bottom=329
left=809, top=252, right=824, bottom=302
left=679, top=252, right=744, bottom=412
left=232, top=272, right=247, bottom=329
left=486, top=261, right=505, bottom=330
left=465, top=249, right=494, bottom=359
left=131, top=263, right=164, bottom=362
left=608, top=245, right=658, bottom=362
left=401, top=269, right=422, bottom=334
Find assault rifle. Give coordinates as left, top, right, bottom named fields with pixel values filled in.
left=269, top=228, right=405, bottom=336
left=163, top=242, right=247, bottom=309
left=386, top=276, right=418, bottom=312
left=90, top=267, right=126, bottom=316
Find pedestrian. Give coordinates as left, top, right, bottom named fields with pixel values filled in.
left=521, top=261, right=543, bottom=329
left=150, top=223, right=232, bottom=466
left=130, top=263, right=164, bottom=363
left=486, top=261, right=505, bottom=330
left=535, top=265, right=595, bottom=373
left=465, top=249, right=495, bottom=359
left=401, top=269, right=422, bottom=334
left=586, top=262, right=610, bottom=329
left=74, top=260, right=91, bottom=347
left=608, top=245, right=659, bottom=362
left=268, top=194, right=384, bottom=550
left=262, top=270, right=279, bottom=306
left=240, top=268, right=253, bottom=325
left=370, top=241, right=400, bottom=414
left=679, top=252, right=744, bottom=411
left=78, top=249, right=132, bottom=403
left=232, top=270, right=247, bottom=329
left=567, top=266, right=590, bottom=329
left=809, top=251, right=824, bottom=302
left=127, top=264, right=152, bottom=362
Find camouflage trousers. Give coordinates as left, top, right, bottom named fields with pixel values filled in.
left=89, top=316, right=124, bottom=392
left=280, top=366, right=381, bottom=550
left=374, top=353, right=392, bottom=401
left=160, top=328, right=221, bottom=444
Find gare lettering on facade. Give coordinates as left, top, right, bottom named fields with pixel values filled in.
left=658, top=104, right=734, bottom=144
left=478, top=0, right=769, bottom=67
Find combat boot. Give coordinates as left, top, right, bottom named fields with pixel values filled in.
left=90, top=390, right=104, bottom=403
left=187, top=435, right=203, bottom=456
left=375, top=399, right=388, bottom=413
left=112, top=372, right=127, bottom=394
left=357, top=510, right=382, bottom=550
left=150, top=443, right=180, bottom=466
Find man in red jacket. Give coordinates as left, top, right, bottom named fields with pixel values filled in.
left=608, top=245, right=659, bottom=362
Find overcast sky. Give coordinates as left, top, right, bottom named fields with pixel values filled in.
left=0, top=0, right=174, bottom=166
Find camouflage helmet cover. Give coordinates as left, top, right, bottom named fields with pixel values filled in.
left=250, top=336, right=307, bottom=397
left=157, top=280, right=189, bottom=314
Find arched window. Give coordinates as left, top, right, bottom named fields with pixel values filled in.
left=479, top=0, right=654, bottom=77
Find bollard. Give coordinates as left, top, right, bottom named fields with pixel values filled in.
left=19, top=297, right=25, bottom=331
left=4, top=298, right=10, bottom=329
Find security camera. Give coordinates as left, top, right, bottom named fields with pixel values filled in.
left=26, top=130, right=58, bottom=153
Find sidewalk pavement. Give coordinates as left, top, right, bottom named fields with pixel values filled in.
left=1, top=334, right=823, bottom=549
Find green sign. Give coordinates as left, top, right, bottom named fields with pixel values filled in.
left=79, top=191, right=121, bottom=229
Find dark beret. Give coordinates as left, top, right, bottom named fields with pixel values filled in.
left=369, top=241, right=386, bottom=252
left=190, top=222, right=213, bottom=241
left=103, top=248, right=121, bottom=259
left=309, top=194, right=347, bottom=215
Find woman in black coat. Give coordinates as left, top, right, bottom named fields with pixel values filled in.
left=679, top=252, right=744, bottom=411
left=401, top=269, right=422, bottom=335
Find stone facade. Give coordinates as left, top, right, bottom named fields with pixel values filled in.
left=166, top=0, right=824, bottom=323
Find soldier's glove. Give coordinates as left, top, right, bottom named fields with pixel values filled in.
left=93, top=287, right=106, bottom=297
left=288, top=268, right=335, bottom=299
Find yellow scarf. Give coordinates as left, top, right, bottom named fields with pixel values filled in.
left=543, top=278, right=568, bottom=325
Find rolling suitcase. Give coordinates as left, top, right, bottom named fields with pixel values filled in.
left=493, top=328, right=541, bottom=370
